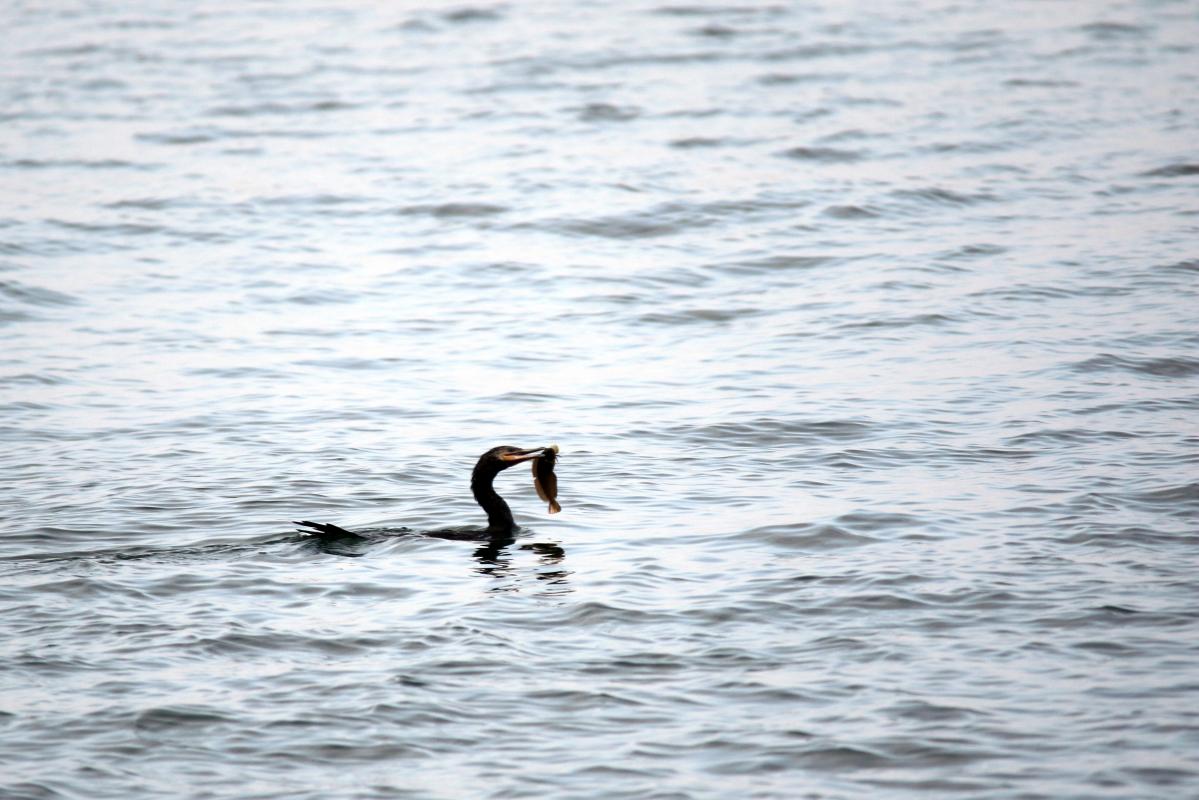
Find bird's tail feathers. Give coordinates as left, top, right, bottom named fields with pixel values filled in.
left=294, top=520, right=361, bottom=539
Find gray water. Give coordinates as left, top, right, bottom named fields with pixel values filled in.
left=2, top=0, right=1198, bottom=797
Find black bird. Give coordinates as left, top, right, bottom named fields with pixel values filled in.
left=295, top=445, right=555, bottom=542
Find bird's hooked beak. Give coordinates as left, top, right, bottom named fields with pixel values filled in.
left=497, top=446, right=553, bottom=464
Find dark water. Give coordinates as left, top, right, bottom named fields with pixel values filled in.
left=3, top=0, right=1198, bottom=797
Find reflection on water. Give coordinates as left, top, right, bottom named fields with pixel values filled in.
left=473, top=538, right=571, bottom=596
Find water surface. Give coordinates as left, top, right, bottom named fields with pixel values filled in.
left=2, top=0, right=1198, bottom=797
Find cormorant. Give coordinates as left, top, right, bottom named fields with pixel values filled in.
left=295, top=445, right=556, bottom=542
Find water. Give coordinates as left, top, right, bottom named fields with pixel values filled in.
left=2, top=0, right=1198, bottom=797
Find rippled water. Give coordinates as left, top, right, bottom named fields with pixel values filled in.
left=3, top=0, right=1198, bottom=797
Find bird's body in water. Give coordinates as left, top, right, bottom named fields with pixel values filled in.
left=295, top=445, right=557, bottom=543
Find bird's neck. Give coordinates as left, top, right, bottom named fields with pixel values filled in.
left=471, top=468, right=515, bottom=535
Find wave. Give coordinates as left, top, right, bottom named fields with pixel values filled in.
left=1142, top=163, right=1199, bottom=178
left=1070, top=353, right=1199, bottom=378
left=778, top=146, right=863, bottom=163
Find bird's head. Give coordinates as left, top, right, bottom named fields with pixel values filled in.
left=482, top=445, right=553, bottom=472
